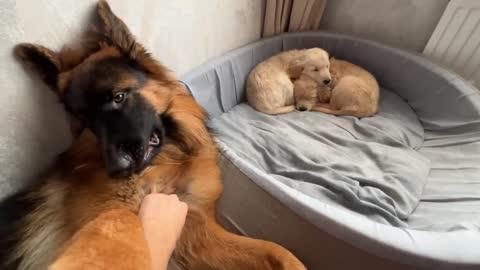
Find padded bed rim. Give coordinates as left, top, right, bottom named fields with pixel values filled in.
left=179, top=32, right=480, bottom=268
left=218, top=140, right=480, bottom=269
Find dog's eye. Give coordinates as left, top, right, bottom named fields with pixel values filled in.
left=313, top=67, right=319, bottom=72
left=113, top=93, right=126, bottom=104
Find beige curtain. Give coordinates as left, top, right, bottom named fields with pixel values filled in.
left=263, top=0, right=327, bottom=38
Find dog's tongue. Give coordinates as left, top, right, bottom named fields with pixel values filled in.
left=144, top=132, right=160, bottom=161
left=144, top=146, right=153, bottom=161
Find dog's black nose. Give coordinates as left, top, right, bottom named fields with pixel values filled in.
left=323, top=79, right=331, bottom=85
left=299, top=106, right=307, bottom=111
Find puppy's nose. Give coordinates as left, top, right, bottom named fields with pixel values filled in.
left=323, top=79, right=331, bottom=85
left=298, top=106, right=307, bottom=111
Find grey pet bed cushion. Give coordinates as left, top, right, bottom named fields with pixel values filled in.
left=180, top=32, right=480, bottom=269
left=209, top=93, right=430, bottom=228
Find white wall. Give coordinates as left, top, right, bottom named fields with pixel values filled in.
left=113, top=0, right=263, bottom=76
left=0, top=0, right=263, bottom=198
left=320, top=0, right=449, bottom=52
left=0, top=0, right=451, bottom=197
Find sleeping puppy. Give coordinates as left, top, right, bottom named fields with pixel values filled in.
left=294, top=74, right=331, bottom=111
left=312, top=57, right=380, bottom=118
left=246, top=48, right=331, bottom=115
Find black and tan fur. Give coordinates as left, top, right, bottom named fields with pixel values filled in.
left=0, top=1, right=305, bottom=269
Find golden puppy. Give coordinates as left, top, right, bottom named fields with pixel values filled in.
left=313, top=58, right=379, bottom=118
left=247, top=48, right=331, bottom=115
left=294, top=74, right=331, bottom=111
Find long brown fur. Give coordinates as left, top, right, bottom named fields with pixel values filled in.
left=49, top=209, right=152, bottom=270
left=8, top=1, right=306, bottom=270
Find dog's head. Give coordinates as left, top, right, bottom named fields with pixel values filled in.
left=294, top=75, right=319, bottom=112
left=15, top=1, right=208, bottom=178
left=290, top=48, right=331, bottom=86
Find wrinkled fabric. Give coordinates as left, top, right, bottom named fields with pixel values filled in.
left=181, top=32, right=480, bottom=267
left=210, top=89, right=429, bottom=226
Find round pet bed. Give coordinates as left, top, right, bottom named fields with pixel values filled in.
left=180, top=32, right=480, bottom=270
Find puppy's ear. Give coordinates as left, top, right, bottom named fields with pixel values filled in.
left=288, top=60, right=305, bottom=80
left=15, top=43, right=61, bottom=91
left=96, top=0, right=148, bottom=60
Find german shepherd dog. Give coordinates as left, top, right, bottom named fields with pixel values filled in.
left=0, top=1, right=306, bottom=269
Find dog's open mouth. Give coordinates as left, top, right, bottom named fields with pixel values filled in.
left=105, top=129, right=164, bottom=177
left=144, top=131, right=161, bottom=161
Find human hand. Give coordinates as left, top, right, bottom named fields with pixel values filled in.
left=139, top=193, right=188, bottom=270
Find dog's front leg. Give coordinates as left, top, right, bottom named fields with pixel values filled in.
left=49, top=209, right=151, bottom=270
left=173, top=210, right=306, bottom=270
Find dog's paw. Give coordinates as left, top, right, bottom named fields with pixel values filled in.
left=266, top=244, right=306, bottom=270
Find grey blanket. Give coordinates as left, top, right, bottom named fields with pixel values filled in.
left=210, top=89, right=431, bottom=226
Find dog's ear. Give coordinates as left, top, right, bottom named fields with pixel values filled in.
left=14, top=43, right=61, bottom=91
left=96, top=0, right=148, bottom=60
left=96, top=1, right=172, bottom=82
left=288, top=59, right=305, bottom=80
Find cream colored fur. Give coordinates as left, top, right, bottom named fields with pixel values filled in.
left=246, top=48, right=331, bottom=115
left=294, top=74, right=331, bottom=111
left=310, top=58, right=380, bottom=118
